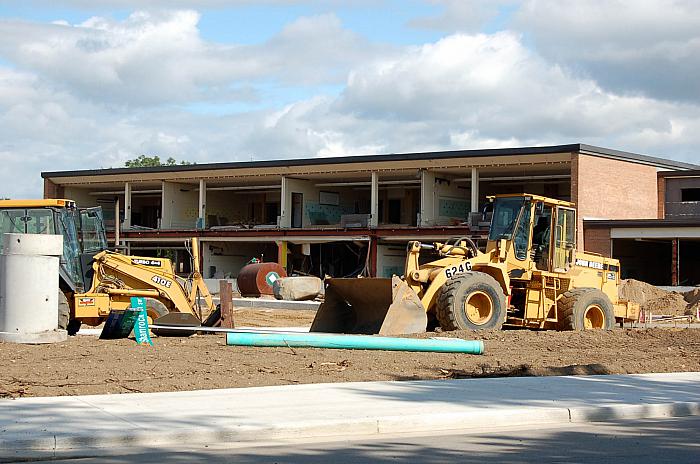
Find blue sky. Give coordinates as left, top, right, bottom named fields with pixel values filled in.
left=0, top=0, right=698, bottom=197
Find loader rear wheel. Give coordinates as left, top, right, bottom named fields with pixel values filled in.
left=557, top=288, right=615, bottom=331
left=435, top=272, right=506, bottom=331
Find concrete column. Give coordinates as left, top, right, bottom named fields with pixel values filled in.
left=114, top=196, right=121, bottom=246
left=470, top=167, right=479, bottom=213
left=279, top=176, right=291, bottom=228
left=123, top=182, right=132, bottom=229
left=419, top=170, right=435, bottom=227
left=370, top=237, right=377, bottom=277
left=198, top=179, right=207, bottom=229
left=160, top=181, right=170, bottom=229
left=370, top=172, right=379, bottom=228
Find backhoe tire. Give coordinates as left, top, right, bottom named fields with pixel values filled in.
left=58, top=292, right=81, bottom=335
left=58, top=291, right=70, bottom=331
left=557, top=288, right=615, bottom=331
left=435, top=272, right=507, bottom=331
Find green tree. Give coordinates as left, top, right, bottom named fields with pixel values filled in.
left=124, top=155, right=193, bottom=167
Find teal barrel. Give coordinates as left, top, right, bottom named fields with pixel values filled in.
left=226, top=332, right=484, bottom=354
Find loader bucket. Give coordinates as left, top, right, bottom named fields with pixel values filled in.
left=310, top=276, right=427, bottom=335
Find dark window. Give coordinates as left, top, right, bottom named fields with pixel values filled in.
left=388, top=199, right=401, bottom=224
left=681, top=188, right=700, bottom=202
left=265, top=202, right=279, bottom=224
left=291, top=193, right=303, bottom=228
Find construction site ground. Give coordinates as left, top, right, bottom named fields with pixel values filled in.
left=1, top=308, right=698, bottom=399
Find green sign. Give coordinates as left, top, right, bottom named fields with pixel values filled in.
left=265, top=271, right=281, bottom=287
left=131, top=297, right=153, bottom=346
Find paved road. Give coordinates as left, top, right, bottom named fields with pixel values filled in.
left=3, top=372, right=699, bottom=460
left=24, top=417, right=700, bottom=464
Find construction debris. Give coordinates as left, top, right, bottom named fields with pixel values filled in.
left=273, top=276, right=323, bottom=301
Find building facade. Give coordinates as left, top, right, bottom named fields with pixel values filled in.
left=584, top=170, right=700, bottom=286
left=42, top=144, right=695, bottom=281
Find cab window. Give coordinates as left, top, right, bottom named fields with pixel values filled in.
left=512, top=203, right=532, bottom=260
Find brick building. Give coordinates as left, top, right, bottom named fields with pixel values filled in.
left=585, top=169, right=700, bottom=286
left=42, top=144, right=695, bottom=281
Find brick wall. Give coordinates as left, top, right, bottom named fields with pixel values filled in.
left=583, top=226, right=612, bottom=257
left=657, top=175, right=665, bottom=218
left=43, top=179, right=64, bottom=199
left=572, top=153, right=658, bottom=249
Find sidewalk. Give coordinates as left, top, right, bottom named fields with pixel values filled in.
left=1, top=372, right=699, bottom=460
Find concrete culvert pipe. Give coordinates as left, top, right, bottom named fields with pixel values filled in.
left=0, top=233, right=67, bottom=344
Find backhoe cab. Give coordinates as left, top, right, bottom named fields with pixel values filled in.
left=311, top=194, right=639, bottom=335
left=0, top=199, right=214, bottom=334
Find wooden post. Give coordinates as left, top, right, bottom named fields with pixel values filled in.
left=671, top=239, right=679, bottom=286
left=219, top=280, right=235, bottom=328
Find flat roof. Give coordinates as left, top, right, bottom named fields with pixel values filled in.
left=658, top=169, right=700, bottom=178
left=585, top=218, right=700, bottom=228
left=42, top=143, right=698, bottom=179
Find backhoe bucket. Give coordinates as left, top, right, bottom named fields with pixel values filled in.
left=151, top=312, right=201, bottom=337
left=310, top=276, right=427, bottom=335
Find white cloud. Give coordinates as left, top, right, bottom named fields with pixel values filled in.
left=515, top=0, right=700, bottom=103
left=0, top=11, right=385, bottom=106
left=1, top=4, right=700, bottom=200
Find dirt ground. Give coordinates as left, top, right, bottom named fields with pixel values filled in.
left=1, top=308, right=698, bottom=399
left=231, top=308, right=317, bottom=327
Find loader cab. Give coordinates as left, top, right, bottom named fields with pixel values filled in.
left=487, top=194, right=577, bottom=274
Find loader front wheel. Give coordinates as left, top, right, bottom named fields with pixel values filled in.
left=557, top=288, right=615, bottom=331
left=436, top=272, right=506, bottom=331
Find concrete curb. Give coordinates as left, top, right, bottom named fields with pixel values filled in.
left=4, top=401, right=699, bottom=461
left=1, top=373, right=699, bottom=460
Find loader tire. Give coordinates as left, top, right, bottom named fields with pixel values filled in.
left=557, top=288, right=614, bottom=331
left=435, top=272, right=506, bottom=331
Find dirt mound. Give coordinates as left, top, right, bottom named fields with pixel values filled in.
left=642, top=293, right=691, bottom=316
left=684, top=288, right=700, bottom=316
left=619, top=279, right=692, bottom=316
left=618, top=279, right=671, bottom=306
left=684, top=288, right=700, bottom=306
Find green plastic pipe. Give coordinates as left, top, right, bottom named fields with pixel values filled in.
left=226, top=332, right=484, bottom=354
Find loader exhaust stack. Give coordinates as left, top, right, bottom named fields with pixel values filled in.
left=310, top=276, right=427, bottom=335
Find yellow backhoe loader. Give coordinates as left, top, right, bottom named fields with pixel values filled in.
left=0, top=199, right=215, bottom=334
left=311, top=194, right=639, bottom=335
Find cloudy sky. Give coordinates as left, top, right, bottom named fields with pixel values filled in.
left=1, top=0, right=699, bottom=197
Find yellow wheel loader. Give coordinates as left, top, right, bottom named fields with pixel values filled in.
left=311, top=194, right=639, bottom=335
left=0, top=199, right=215, bottom=334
